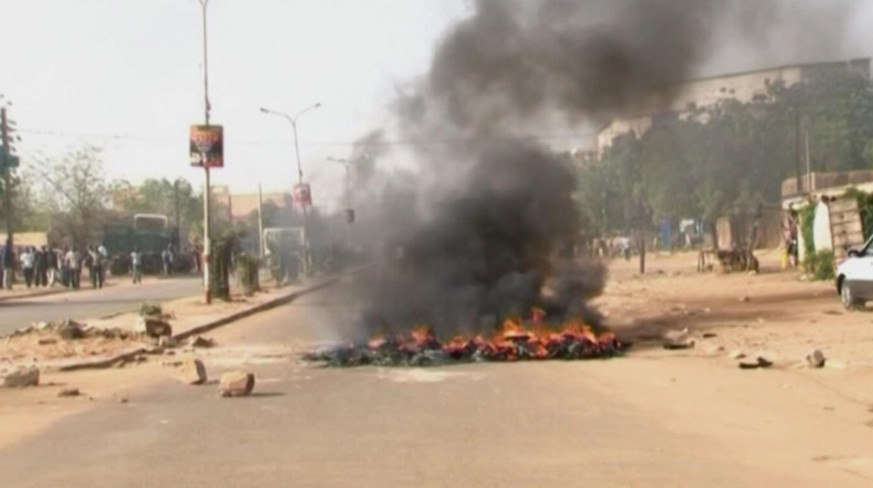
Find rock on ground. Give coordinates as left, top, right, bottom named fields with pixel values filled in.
left=219, top=371, right=255, bottom=397
left=134, top=317, right=173, bottom=337
left=179, top=359, right=208, bottom=385
left=2, top=366, right=40, bottom=388
left=807, top=349, right=827, bottom=368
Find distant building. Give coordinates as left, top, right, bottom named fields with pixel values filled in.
left=782, top=170, right=873, bottom=208
left=595, top=58, right=871, bottom=155
left=229, top=192, right=291, bottom=220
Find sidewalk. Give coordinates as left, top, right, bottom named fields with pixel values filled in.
left=0, top=274, right=343, bottom=372
left=0, top=276, right=167, bottom=303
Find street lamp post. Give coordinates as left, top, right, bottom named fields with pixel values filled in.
left=259, top=103, right=321, bottom=275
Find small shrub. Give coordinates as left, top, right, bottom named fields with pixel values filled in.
left=804, top=250, right=835, bottom=281
left=140, top=302, right=163, bottom=317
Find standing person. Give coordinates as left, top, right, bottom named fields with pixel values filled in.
left=65, top=246, right=82, bottom=290
left=34, top=246, right=47, bottom=287
left=59, top=246, right=70, bottom=288
left=20, top=246, right=35, bottom=288
left=45, top=246, right=59, bottom=287
left=161, top=246, right=171, bottom=276
left=1, top=239, right=13, bottom=289
left=191, top=245, right=201, bottom=274
left=86, top=245, right=100, bottom=289
left=131, top=247, right=143, bottom=284
left=97, top=243, right=109, bottom=285
left=785, top=204, right=800, bottom=268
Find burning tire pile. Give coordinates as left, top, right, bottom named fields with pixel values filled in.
left=304, top=313, right=627, bottom=368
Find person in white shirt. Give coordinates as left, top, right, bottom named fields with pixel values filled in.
left=98, top=243, right=109, bottom=285
left=65, top=247, right=82, bottom=290
left=130, top=247, right=143, bottom=284
left=20, top=247, right=35, bottom=288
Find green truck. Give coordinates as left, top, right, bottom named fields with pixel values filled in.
left=103, top=214, right=191, bottom=275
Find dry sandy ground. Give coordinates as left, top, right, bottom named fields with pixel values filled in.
left=602, top=249, right=873, bottom=376
left=3, top=250, right=873, bottom=484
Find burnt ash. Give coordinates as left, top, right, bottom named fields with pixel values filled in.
left=303, top=328, right=627, bottom=368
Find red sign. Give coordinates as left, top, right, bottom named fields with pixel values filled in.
left=293, top=183, right=312, bottom=207
left=190, top=125, right=224, bottom=168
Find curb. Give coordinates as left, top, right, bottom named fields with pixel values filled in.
left=0, top=288, right=67, bottom=303
left=57, top=347, right=148, bottom=372
left=173, top=277, right=340, bottom=341
left=48, top=272, right=353, bottom=372
left=0, top=280, right=137, bottom=304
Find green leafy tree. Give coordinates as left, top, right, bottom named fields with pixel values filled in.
left=585, top=69, right=873, bottom=235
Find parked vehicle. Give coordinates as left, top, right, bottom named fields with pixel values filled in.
left=835, top=234, right=873, bottom=310
left=103, top=214, right=192, bottom=275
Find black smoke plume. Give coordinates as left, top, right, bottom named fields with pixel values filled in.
left=349, top=0, right=861, bottom=339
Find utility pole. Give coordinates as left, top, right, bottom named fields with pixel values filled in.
left=174, top=179, right=181, bottom=247
left=805, top=131, right=813, bottom=195
left=795, top=107, right=803, bottom=195
left=199, top=0, right=212, bottom=304
left=257, top=183, right=265, bottom=259
left=1, top=108, right=13, bottom=276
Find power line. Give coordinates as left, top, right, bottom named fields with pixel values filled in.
left=17, top=128, right=599, bottom=148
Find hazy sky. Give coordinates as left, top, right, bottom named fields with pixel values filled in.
left=0, top=0, right=468, bottom=207
left=3, top=0, right=873, bottom=210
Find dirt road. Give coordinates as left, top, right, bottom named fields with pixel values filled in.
left=2, top=261, right=873, bottom=487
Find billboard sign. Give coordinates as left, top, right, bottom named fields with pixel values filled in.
left=190, top=125, right=224, bottom=168
left=293, top=183, right=312, bottom=207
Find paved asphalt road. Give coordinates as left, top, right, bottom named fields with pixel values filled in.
left=2, top=283, right=870, bottom=488
left=0, top=277, right=203, bottom=335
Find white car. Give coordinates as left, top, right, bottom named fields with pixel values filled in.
left=835, top=236, right=873, bottom=310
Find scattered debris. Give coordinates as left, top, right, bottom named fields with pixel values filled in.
left=139, top=302, right=163, bottom=317
left=134, top=316, right=172, bottom=338
left=729, top=350, right=747, bottom=360
left=37, top=338, right=57, bottom=346
left=739, top=357, right=773, bottom=370
left=700, top=343, right=724, bottom=355
left=305, top=323, right=627, bottom=368
left=661, top=328, right=694, bottom=350
left=219, top=371, right=255, bottom=397
left=57, top=388, right=81, bottom=397
left=806, top=349, right=827, bottom=369
left=56, top=320, right=87, bottom=340
left=158, top=336, right=177, bottom=348
left=119, top=397, right=129, bottom=404
left=179, top=359, right=208, bottom=385
left=702, top=332, right=718, bottom=339
left=190, top=336, right=215, bottom=348
left=663, top=341, right=695, bottom=350
left=2, top=366, right=40, bottom=388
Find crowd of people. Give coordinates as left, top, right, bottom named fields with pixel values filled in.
left=0, top=240, right=120, bottom=291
